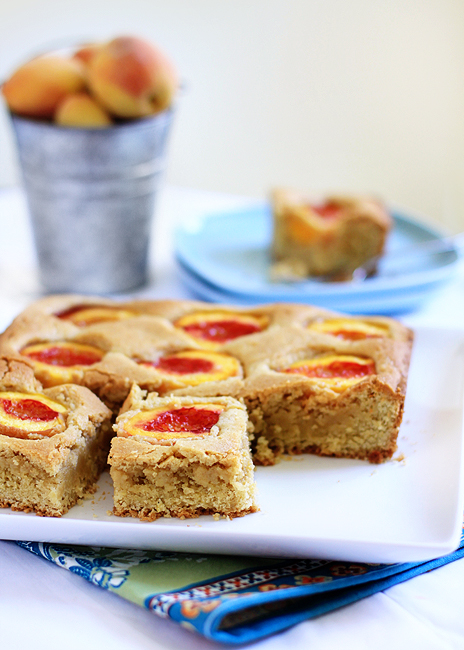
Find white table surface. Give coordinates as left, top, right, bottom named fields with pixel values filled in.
left=1, top=185, right=464, bottom=650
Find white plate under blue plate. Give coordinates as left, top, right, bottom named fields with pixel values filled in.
left=175, top=204, right=460, bottom=314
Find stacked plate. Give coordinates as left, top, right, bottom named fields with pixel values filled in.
left=174, top=203, right=461, bottom=314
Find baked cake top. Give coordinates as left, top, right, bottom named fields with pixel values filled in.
left=111, top=386, right=249, bottom=464
left=0, top=296, right=413, bottom=410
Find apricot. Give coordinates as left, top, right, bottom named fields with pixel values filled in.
left=281, top=354, right=375, bottom=391
left=0, top=391, right=67, bottom=439
left=307, top=318, right=390, bottom=340
left=55, top=304, right=135, bottom=326
left=55, top=92, right=113, bottom=128
left=174, top=312, right=268, bottom=349
left=2, top=55, right=86, bottom=119
left=87, top=36, right=178, bottom=118
left=73, top=43, right=102, bottom=67
left=20, top=341, right=104, bottom=387
left=139, top=350, right=241, bottom=387
left=121, top=404, right=224, bottom=439
left=311, top=203, right=343, bottom=219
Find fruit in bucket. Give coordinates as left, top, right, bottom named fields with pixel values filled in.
left=55, top=91, right=113, bottom=127
left=1, top=55, right=86, bottom=119
left=1, top=35, right=178, bottom=128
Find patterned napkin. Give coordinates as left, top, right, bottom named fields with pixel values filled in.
left=16, top=531, right=464, bottom=645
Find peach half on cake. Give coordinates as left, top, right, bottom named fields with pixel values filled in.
left=0, top=391, right=67, bottom=439
left=174, top=311, right=268, bottom=349
left=307, top=318, right=391, bottom=341
left=281, top=200, right=344, bottom=245
left=137, top=350, right=241, bottom=389
left=20, top=341, right=104, bottom=386
left=55, top=303, right=136, bottom=327
left=118, top=402, right=225, bottom=440
left=280, top=354, right=376, bottom=391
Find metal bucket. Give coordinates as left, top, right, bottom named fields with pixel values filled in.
left=11, top=110, right=174, bottom=294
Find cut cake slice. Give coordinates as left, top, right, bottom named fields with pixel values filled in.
left=0, top=356, right=112, bottom=516
left=271, top=189, right=392, bottom=280
left=109, top=388, right=258, bottom=521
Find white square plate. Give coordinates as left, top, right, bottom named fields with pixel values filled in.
left=1, top=327, right=463, bottom=564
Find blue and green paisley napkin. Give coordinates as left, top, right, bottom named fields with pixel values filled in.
left=16, top=531, right=464, bottom=645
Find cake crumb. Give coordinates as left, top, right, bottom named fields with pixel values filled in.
left=106, top=510, right=113, bottom=516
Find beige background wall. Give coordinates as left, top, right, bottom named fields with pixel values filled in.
left=1, top=0, right=464, bottom=229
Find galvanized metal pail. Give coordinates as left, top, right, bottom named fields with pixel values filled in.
left=11, top=110, right=174, bottom=294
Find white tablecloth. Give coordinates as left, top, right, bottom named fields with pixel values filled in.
left=1, top=185, right=464, bottom=650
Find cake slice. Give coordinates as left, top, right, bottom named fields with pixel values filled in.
left=271, top=189, right=392, bottom=280
left=109, top=387, right=258, bottom=520
left=0, top=356, right=112, bottom=516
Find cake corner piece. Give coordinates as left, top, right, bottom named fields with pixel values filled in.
left=0, top=355, right=113, bottom=517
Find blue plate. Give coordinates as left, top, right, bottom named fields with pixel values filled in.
left=175, top=204, right=460, bottom=314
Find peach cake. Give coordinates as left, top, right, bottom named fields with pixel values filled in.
left=0, top=355, right=112, bottom=516
left=271, top=189, right=393, bottom=281
left=110, top=390, right=257, bottom=521
left=0, top=295, right=413, bottom=519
